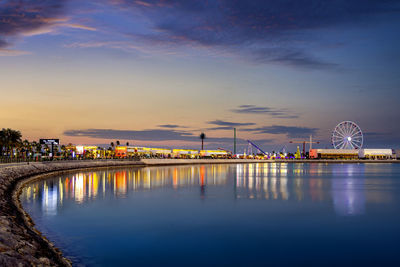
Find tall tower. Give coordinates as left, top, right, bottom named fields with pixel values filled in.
left=233, top=128, right=237, bottom=155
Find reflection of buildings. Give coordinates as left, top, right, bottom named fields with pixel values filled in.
left=332, top=164, right=365, bottom=216
left=21, top=165, right=230, bottom=209
left=234, top=163, right=334, bottom=203
left=20, top=163, right=396, bottom=218
left=235, top=164, right=291, bottom=200
left=42, top=181, right=58, bottom=216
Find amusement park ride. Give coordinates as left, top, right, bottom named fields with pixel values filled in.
left=331, top=121, right=363, bottom=149
left=247, top=140, right=268, bottom=156
left=221, top=121, right=364, bottom=159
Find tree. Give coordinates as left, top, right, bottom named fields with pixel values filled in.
left=22, top=139, right=31, bottom=159
left=61, top=145, right=67, bottom=158
left=0, top=130, right=4, bottom=156
left=200, top=132, right=206, bottom=150
left=32, top=141, right=42, bottom=155
left=0, top=128, right=22, bottom=158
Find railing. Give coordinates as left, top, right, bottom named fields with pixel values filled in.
left=0, top=157, right=142, bottom=164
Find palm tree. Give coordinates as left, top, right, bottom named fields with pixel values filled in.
left=33, top=141, right=42, bottom=154
left=61, top=145, right=67, bottom=159
left=0, top=130, right=5, bottom=157
left=0, top=128, right=22, bottom=158
left=200, top=132, right=206, bottom=150
left=22, top=139, right=31, bottom=160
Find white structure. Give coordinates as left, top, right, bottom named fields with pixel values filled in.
left=332, top=121, right=363, bottom=149
left=358, top=149, right=393, bottom=159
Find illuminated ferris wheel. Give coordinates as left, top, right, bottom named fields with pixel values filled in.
left=332, top=121, right=363, bottom=149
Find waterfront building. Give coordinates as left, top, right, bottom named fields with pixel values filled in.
left=172, top=149, right=199, bottom=158
left=309, top=149, right=359, bottom=159
left=199, top=150, right=228, bottom=158
left=125, top=146, right=172, bottom=157
left=358, top=149, right=394, bottom=159
left=75, top=145, right=102, bottom=158
left=115, top=146, right=127, bottom=158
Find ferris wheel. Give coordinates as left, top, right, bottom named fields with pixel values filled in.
left=332, top=121, right=363, bottom=149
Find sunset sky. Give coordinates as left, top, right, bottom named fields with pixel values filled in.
left=1, top=0, right=399, bottom=151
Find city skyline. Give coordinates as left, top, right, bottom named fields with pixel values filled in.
left=1, top=0, right=399, bottom=150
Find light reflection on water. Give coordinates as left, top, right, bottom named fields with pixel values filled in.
left=22, top=163, right=396, bottom=217
left=20, top=163, right=400, bottom=266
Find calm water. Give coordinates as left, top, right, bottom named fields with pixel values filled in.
left=21, top=163, right=400, bottom=266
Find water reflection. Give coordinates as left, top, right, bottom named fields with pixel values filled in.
left=332, top=164, right=365, bottom=216
left=21, top=163, right=395, bottom=217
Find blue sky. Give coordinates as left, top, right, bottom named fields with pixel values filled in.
left=1, top=0, right=399, bottom=151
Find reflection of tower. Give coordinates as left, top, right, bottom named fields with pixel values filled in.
left=200, top=165, right=206, bottom=198
left=332, top=164, right=365, bottom=216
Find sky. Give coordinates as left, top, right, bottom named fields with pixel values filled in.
left=1, top=0, right=399, bottom=152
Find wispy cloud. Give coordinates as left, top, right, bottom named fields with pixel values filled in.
left=62, top=23, right=97, bottom=31
left=242, top=125, right=318, bottom=138
left=207, top=120, right=255, bottom=130
left=208, top=120, right=255, bottom=127
left=0, top=48, right=30, bottom=56
left=232, top=105, right=299, bottom=119
left=64, top=128, right=237, bottom=143
left=0, top=1, right=96, bottom=50
left=109, top=0, right=400, bottom=70
left=64, top=41, right=170, bottom=55
left=157, top=124, right=186, bottom=129
left=0, top=1, right=67, bottom=37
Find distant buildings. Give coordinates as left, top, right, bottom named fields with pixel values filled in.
left=310, top=148, right=394, bottom=160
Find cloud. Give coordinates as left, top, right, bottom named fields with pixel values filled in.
left=61, top=23, right=97, bottom=32
left=232, top=105, right=299, bottom=118
left=0, top=1, right=96, bottom=48
left=0, top=48, right=30, bottom=56
left=0, top=39, right=8, bottom=48
left=0, top=1, right=67, bottom=37
left=242, top=125, right=318, bottom=138
left=157, top=124, right=185, bottom=128
left=206, top=120, right=256, bottom=130
left=251, top=48, right=339, bottom=70
left=111, top=0, right=400, bottom=70
left=63, top=128, right=275, bottom=151
left=208, top=120, right=255, bottom=127
left=64, top=128, right=239, bottom=143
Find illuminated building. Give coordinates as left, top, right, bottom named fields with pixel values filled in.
left=199, top=150, right=228, bottom=158
left=309, top=149, right=358, bottom=159
left=75, top=145, right=101, bottom=158
left=125, top=146, right=172, bottom=157
left=358, top=149, right=393, bottom=159
left=172, top=149, right=199, bottom=158
left=115, top=146, right=127, bottom=158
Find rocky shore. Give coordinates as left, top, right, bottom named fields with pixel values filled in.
left=0, top=160, right=144, bottom=266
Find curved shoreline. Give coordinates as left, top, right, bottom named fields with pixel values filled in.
left=0, top=160, right=144, bottom=266
left=1, top=159, right=399, bottom=266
